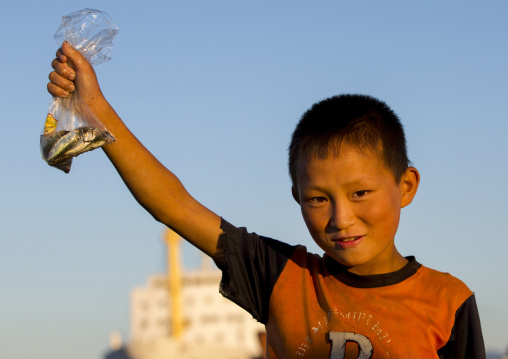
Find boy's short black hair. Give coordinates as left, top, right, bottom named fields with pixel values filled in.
left=289, top=94, right=410, bottom=185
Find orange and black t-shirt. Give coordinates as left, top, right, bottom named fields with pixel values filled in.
left=214, top=219, right=485, bottom=359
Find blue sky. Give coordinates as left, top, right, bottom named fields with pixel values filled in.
left=1, top=1, right=507, bottom=358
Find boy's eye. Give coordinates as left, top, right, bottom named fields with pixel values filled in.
left=310, top=197, right=327, bottom=203
left=352, top=190, right=368, bottom=198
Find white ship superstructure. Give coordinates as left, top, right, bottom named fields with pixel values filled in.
left=105, top=229, right=265, bottom=359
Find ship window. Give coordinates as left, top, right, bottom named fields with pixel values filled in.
left=158, top=298, right=166, bottom=308
left=236, top=329, right=245, bottom=342
left=201, top=315, right=219, bottom=323
left=139, top=319, right=148, bottom=330
left=215, top=332, right=225, bottom=343
left=139, top=301, right=149, bottom=311
left=204, top=295, right=213, bottom=304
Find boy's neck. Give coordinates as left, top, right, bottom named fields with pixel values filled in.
left=346, top=251, right=408, bottom=276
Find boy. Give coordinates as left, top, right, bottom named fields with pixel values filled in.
left=47, top=42, right=485, bottom=358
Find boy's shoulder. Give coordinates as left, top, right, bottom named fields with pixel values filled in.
left=413, top=263, right=473, bottom=303
left=416, top=263, right=470, bottom=287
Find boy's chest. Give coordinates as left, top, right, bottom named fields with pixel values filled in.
left=266, top=300, right=442, bottom=358
left=265, top=262, right=459, bottom=358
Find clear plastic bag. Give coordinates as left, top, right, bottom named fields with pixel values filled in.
left=41, top=9, right=119, bottom=173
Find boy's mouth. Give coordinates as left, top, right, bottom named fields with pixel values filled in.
left=339, top=236, right=361, bottom=242
left=333, top=236, right=364, bottom=249
left=335, top=236, right=362, bottom=242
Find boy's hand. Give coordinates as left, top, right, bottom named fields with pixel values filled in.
left=47, top=41, right=104, bottom=105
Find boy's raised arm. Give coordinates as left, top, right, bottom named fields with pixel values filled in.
left=47, top=42, right=222, bottom=256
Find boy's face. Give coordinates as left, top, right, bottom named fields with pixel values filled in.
left=292, top=144, right=419, bottom=276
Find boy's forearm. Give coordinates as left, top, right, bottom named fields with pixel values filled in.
left=94, top=98, right=221, bottom=256
left=92, top=98, right=179, bottom=217
left=103, top=118, right=186, bottom=228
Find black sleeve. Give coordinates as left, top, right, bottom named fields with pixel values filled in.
left=437, top=294, right=486, bottom=359
left=212, top=218, right=297, bottom=324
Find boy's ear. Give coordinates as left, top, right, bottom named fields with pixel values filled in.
left=291, top=186, right=301, bottom=204
left=400, top=167, right=420, bottom=208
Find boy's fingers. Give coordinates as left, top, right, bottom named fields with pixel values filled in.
left=55, top=48, right=67, bottom=64
left=48, top=41, right=102, bottom=102
left=60, top=41, right=91, bottom=73
left=47, top=82, right=70, bottom=98
left=51, top=58, right=75, bottom=81
left=48, top=71, right=75, bottom=93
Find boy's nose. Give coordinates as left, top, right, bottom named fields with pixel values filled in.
left=329, top=201, right=355, bottom=231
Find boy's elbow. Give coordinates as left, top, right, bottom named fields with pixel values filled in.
left=145, top=205, right=173, bottom=227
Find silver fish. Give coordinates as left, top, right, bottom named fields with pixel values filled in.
left=40, top=130, right=69, bottom=160
left=46, top=130, right=80, bottom=163
left=65, top=127, right=115, bottom=157
left=63, top=127, right=96, bottom=157
left=41, top=126, right=115, bottom=173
